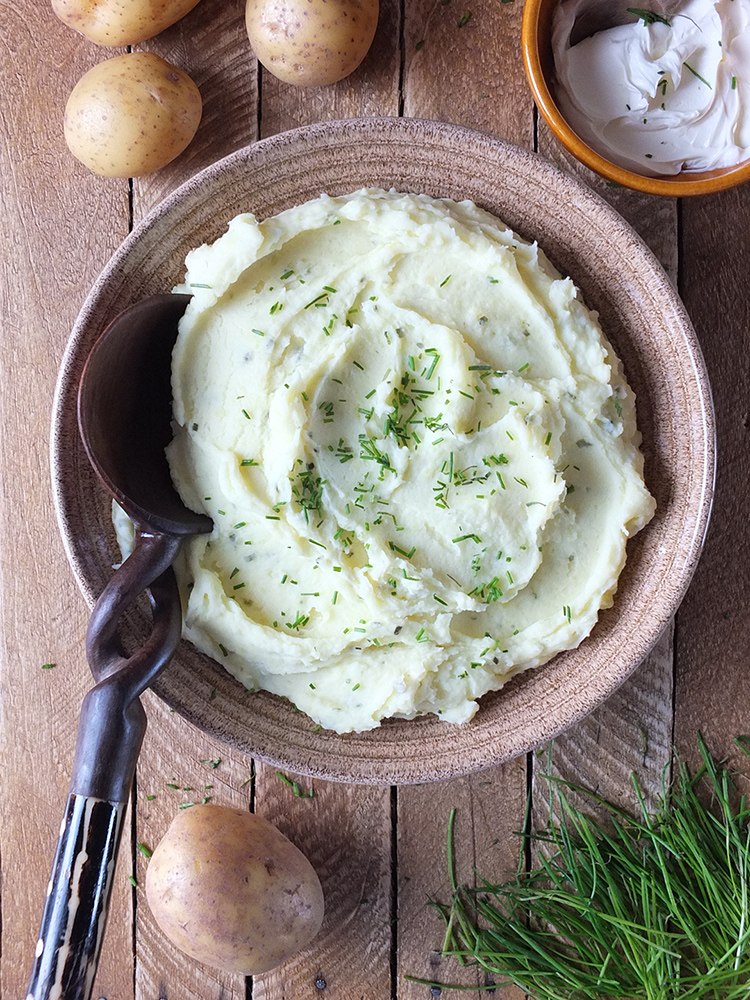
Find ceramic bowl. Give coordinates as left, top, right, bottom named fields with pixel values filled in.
left=52, top=117, right=715, bottom=784
left=522, top=0, right=750, bottom=196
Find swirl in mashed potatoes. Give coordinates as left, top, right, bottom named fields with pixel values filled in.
left=154, top=190, right=654, bottom=733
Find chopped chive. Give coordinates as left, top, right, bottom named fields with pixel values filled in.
left=389, top=542, right=416, bottom=559
left=276, top=771, right=315, bottom=798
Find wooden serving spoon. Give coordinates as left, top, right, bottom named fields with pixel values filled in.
left=27, top=294, right=212, bottom=1000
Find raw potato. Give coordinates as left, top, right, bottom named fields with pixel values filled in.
left=52, top=0, right=203, bottom=46
left=145, top=805, right=325, bottom=975
left=64, top=53, right=202, bottom=178
left=245, top=0, right=378, bottom=86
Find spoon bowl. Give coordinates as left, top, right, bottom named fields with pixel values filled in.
left=78, top=293, right=212, bottom=535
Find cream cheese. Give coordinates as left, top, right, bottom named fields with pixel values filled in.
left=150, top=189, right=654, bottom=734
left=552, top=0, right=750, bottom=175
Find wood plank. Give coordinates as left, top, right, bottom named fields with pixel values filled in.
left=403, top=0, right=530, bottom=146
left=397, top=3, right=532, bottom=997
left=134, top=0, right=260, bottom=213
left=249, top=8, right=403, bottom=1000
left=258, top=0, right=401, bottom=138
left=254, top=769, right=392, bottom=1000
left=535, top=624, right=675, bottom=825
left=532, top=125, right=677, bottom=874
left=133, top=694, right=250, bottom=1000
left=0, top=5, right=134, bottom=997
left=128, top=1, right=259, bottom=996
left=397, top=766, right=527, bottom=999
left=674, top=184, right=750, bottom=773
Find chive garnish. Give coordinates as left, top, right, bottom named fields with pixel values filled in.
left=683, top=62, right=712, bottom=88
left=276, top=771, right=315, bottom=798
left=627, top=6, right=672, bottom=25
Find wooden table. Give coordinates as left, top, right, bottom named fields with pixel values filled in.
left=1, top=1, right=748, bottom=997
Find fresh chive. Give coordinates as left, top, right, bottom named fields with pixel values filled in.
left=421, top=735, right=750, bottom=1000
left=627, top=6, right=672, bottom=25
left=389, top=542, right=416, bottom=559
left=276, top=771, right=315, bottom=798
left=683, top=62, right=712, bottom=88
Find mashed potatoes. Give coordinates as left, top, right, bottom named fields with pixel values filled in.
left=161, top=189, right=654, bottom=733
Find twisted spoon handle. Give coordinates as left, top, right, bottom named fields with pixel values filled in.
left=27, top=532, right=182, bottom=1000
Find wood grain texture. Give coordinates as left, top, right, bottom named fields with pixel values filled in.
left=134, top=694, right=250, bottom=1000
left=0, top=4, right=133, bottom=998
left=2, top=0, right=738, bottom=995
left=404, top=0, right=531, bottom=145
left=396, top=7, right=532, bottom=999
left=675, top=184, right=750, bottom=772
left=134, top=0, right=259, bottom=217
left=537, top=125, right=679, bottom=275
left=534, top=110, right=677, bottom=888
left=254, top=767, right=393, bottom=1000
left=397, top=766, right=527, bottom=1000
left=127, top=3, right=258, bottom=995
left=258, top=0, right=401, bottom=138
left=250, top=10, right=402, bottom=998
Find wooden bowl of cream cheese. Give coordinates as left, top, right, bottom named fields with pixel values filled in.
left=52, top=117, right=715, bottom=783
left=523, top=0, right=750, bottom=196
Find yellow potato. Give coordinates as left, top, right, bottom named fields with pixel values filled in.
left=64, top=53, right=202, bottom=177
left=145, top=804, right=325, bottom=975
left=52, top=0, right=203, bottom=47
left=245, top=0, right=378, bottom=87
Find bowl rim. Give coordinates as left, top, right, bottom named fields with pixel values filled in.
left=521, top=0, right=750, bottom=196
left=50, top=116, right=716, bottom=783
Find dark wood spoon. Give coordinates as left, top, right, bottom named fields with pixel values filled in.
left=27, top=294, right=212, bottom=1000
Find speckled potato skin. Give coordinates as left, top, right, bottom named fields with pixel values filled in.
left=52, top=0, right=203, bottom=46
left=64, top=53, right=202, bottom=178
left=145, top=805, right=325, bottom=975
left=245, top=0, right=379, bottom=86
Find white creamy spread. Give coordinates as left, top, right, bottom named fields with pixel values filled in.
left=133, top=189, right=655, bottom=734
left=552, top=0, right=750, bottom=174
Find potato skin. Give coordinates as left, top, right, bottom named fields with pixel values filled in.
left=145, top=805, right=325, bottom=975
left=245, top=0, right=379, bottom=87
left=52, top=0, right=203, bottom=47
left=64, top=53, right=202, bottom=178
